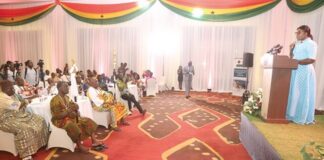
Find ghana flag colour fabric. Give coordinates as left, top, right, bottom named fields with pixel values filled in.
left=159, top=0, right=281, bottom=21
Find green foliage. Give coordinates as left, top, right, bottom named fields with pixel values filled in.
left=300, top=141, right=324, bottom=160
left=243, top=88, right=262, bottom=117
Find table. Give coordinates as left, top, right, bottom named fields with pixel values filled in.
left=127, top=84, right=139, bottom=101
left=27, top=96, right=94, bottom=128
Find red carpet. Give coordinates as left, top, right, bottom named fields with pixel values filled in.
left=0, top=91, right=251, bottom=160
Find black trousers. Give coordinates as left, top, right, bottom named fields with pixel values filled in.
left=121, top=93, right=144, bottom=113
left=178, top=80, right=183, bottom=90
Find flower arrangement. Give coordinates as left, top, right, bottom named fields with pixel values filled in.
left=300, top=141, right=324, bottom=160
left=243, top=88, right=263, bottom=117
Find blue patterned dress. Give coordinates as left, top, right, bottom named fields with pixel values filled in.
left=286, top=38, right=317, bottom=124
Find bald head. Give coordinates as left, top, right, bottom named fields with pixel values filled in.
left=0, top=80, right=15, bottom=96
left=57, top=81, right=69, bottom=95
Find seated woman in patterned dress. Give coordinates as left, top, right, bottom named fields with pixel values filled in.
left=0, top=80, right=49, bottom=160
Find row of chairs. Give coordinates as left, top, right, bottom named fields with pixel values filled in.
left=0, top=77, right=168, bottom=156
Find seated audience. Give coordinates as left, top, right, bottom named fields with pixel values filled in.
left=14, top=77, right=39, bottom=99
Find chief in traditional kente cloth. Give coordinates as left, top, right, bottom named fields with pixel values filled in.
left=50, top=81, right=105, bottom=152
left=0, top=80, right=48, bottom=160
left=87, top=77, right=129, bottom=131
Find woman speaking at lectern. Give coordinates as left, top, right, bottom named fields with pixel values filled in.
left=286, top=25, right=317, bottom=124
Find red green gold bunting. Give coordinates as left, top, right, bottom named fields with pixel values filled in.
left=287, top=0, right=324, bottom=13
left=0, top=3, right=56, bottom=26
left=59, top=0, right=156, bottom=24
left=159, top=0, right=281, bottom=21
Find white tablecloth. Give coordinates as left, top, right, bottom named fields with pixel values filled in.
left=127, top=84, right=139, bottom=101
left=107, top=83, right=139, bottom=101
left=26, top=96, right=94, bottom=127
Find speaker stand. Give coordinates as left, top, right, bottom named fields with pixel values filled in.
left=245, top=67, right=249, bottom=91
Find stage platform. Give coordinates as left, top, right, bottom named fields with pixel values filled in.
left=240, top=113, right=324, bottom=160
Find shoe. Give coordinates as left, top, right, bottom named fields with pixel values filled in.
left=100, top=144, right=108, bottom=149
left=121, top=121, right=130, bottom=126
left=91, top=145, right=105, bottom=151
left=142, top=109, right=147, bottom=116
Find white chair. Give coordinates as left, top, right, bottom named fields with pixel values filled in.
left=47, top=122, right=75, bottom=152
left=0, top=130, right=17, bottom=156
left=157, top=76, right=167, bottom=92
left=92, top=110, right=110, bottom=128
left=146, top=78, right=158, bottom=96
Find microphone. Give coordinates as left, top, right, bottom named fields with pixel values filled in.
left=267, top=44, right=281, bottom=54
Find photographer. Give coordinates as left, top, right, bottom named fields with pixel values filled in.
left=24, top=60, right=38, bottom=86
left=14, top=61, right=23, bottom=78
left=37, top=59, right=46, bottom=88
left=7, top=61, right=22, bottom=82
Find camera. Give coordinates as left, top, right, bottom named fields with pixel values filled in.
left=14, top=61, right=23, bottom=70
left=37, top=59, right=44, bottom=68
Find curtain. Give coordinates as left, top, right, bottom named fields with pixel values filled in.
left=0, top=1, right=323, bottom=110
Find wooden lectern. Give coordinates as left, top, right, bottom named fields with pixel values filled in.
left=261, top=55, right=298, bottom=123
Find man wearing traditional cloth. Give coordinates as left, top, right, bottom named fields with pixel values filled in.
left=50, top=81, right=106, bottom=152
left=0, top=80, right=48, bottom=160
left=87, top=77, right=129, bottom=131
left=116, top=74, right=146, bottom=115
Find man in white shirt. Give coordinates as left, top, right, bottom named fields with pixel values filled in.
left=24, top=60, right=38, bottom=86
left=7, top=62, right=16, bottom=82
left=87, top=77, right=129, bottom=131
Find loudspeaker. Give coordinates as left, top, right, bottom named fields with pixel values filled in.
left=243, top=52, right=253, bottom=67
